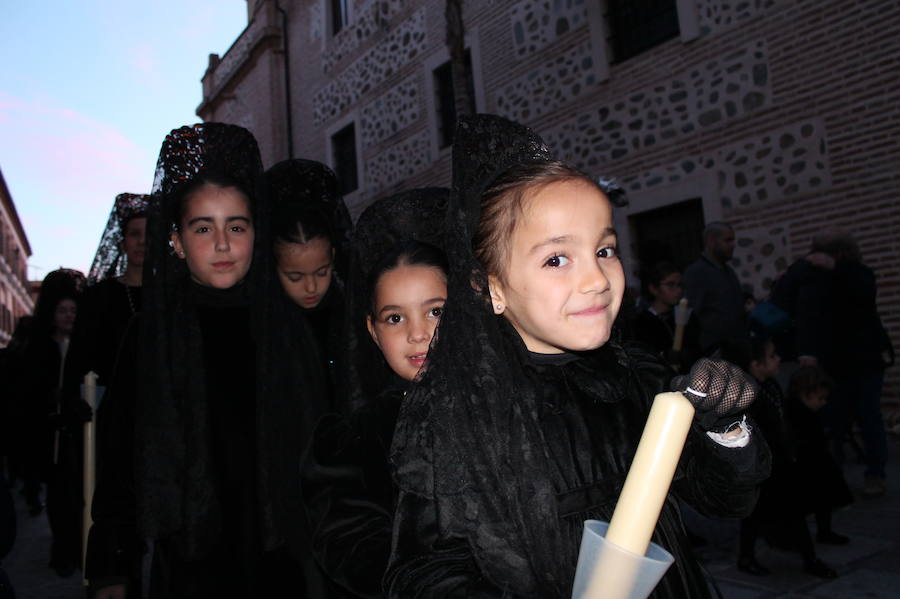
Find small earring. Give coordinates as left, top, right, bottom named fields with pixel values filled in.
left=168, top=240, right=175, bottom=248
left=495, top=303, right=503, bottom=312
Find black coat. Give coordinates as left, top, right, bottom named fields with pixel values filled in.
left=387, top=345, right=771, bottom=597
left=301, top=384, right=405, bottom=598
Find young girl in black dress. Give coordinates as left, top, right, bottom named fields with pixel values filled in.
left=386, top=115, right=770, bottom=597
left=19, top=269, right=85, bottom=576
left=302, top=189, right=448, bottom=597
left=137, top=123, right=326, bottom=598
left=266, top=159, right=352, bottom=402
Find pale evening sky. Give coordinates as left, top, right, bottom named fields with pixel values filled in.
left=0, top=1, right=247, bottom=280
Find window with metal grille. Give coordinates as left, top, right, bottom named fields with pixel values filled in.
left=331, top=123, right=358, bottom=195
left=606, top=0, right=680, bottom=63
left=433, top=50, right=476, bottom=149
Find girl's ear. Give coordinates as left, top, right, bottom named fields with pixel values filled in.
left=487, top=273, right=507, bottom=315
left=366, top=315, right=382, bottom=349
left=170, top=231, right=186, bottom=259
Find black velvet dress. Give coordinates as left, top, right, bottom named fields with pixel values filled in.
left=388, top=339, right=770, bottom=598
left=300, top=281, right=346, bottom=410
left=302, top=380, right=407, bottom=598
left=630, top=307, right=702, bottom=373
left=71, top=279, right=144, bottom=590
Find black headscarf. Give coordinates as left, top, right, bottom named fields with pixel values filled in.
left=30, top=268, right=85, bottom=342
left=265, top=158, right=353, bottom=279
left=136, top=123, right=325, bottom=558
left=341, top=187, right=449, bottom=413
left=389, top=115, right=644, bottom=594
left=87, top=193, right=152, bottom=284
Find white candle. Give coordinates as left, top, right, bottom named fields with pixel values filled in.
left=605, top=391, right=695, bottom=556
left=82, top=371, right=98, bottom=584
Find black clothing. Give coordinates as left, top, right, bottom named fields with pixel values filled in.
left=65, top=278, right=141, bottom=390
left=300, top=281, right=346, bottom=408
left=769, top=257, right=835, bottom=362
left=683, top=255, right=747, bottom=354
left=302, top=383, right=406, bottom=598
left=830, top=261, right=893, bottom=373
left=389, top=334, right=769, bottom=597
left=386, top=115, right=770, bottom=597
left=88, top=193, right=151, bottom=283
left=136, top=123, right=328, bottom=597
left=301, top=188, right=450, bottom=595
left=630, top=307, right=702, bottom=374
left=783, top=394, right=852, bottom=516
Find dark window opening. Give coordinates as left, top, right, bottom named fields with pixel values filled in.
left=629, top=198, right=705, bottom=278
left=331, top=123, right=358, bottom=195
left=434, top=50, right=476, bottom=149
left=606, top=0, right=680, bottom=63
left=331, top=0, right=349, bottom=35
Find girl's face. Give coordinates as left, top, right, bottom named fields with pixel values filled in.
left=750, top=340, right=781, bottom=381
left=54, top=298, right=77, bottom=336
left=276, top=236, right=334, bottom=309
left=122, top=216, right=147, bottom=268
left=171, top=183, right=254, bottom=289
left=366, top=264, right=447, bottom=381
left=488, top=179, right=624, bottom=354
left=650, top=272, right=683, bottom=307
left=800, top=387, right=828, bottom=412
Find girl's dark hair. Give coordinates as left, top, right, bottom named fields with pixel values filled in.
left=169, top=172, right=253, bottom=228
left=640, top=261, right=680, bottom=300
left=788, top=365, right=834, bottom=400
left=474, top=160, right=601, bottom=280
left=720, top=334, right=771, bottom=372
left=273, top=205, right=333, bottom=247
left=366, top=240, right=449, bottom=315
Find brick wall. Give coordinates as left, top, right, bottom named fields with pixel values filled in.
left=200, top=0, right=900, bottom=401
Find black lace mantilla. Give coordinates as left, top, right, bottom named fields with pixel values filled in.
left=341, top=187, right=449, bottom=413
left=265, top=158, right=353, bottom=276
left=88, top=193, right=151, bottom=284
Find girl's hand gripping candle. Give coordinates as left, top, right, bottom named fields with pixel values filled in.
left=577, top=359, right=758, bottom=598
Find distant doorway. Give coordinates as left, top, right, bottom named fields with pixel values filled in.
left=628, top=198, right=704, bottom=278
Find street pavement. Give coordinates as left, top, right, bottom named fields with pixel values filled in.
left=4, top=439, right=899, bottom=598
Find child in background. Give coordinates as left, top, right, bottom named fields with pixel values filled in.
left=631, top=260, right=701, bottom=373
left=724, top=337, right=845, bottom=579
left=785, top=367, right=853, bottom=546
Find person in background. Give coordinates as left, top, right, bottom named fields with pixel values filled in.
left=631, top=261, right=701, bottom=374
left=683, top=222, right=748, bottom=355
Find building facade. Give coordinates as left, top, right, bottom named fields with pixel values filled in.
left=198, top=0, right=900, bottom=400
left=0, top=167, right=34, bottom=346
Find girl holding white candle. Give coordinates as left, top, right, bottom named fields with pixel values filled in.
left=386, top=115, right=771, bottom=597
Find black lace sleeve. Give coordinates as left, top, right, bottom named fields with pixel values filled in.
left=630, top=343, right=772, bottom=518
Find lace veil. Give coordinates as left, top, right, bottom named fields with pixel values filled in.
left=87, top=193, right=151, bottom=284
left=341, top=187, right=449, bottom=413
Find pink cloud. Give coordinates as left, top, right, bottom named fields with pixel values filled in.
left=0, top=92, right=155, bottom=277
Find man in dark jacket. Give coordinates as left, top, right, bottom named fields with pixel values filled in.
left=683, top=222, right=748, bottom=354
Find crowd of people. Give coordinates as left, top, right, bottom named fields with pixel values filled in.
left=0, top=114, right=892, bottom=598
